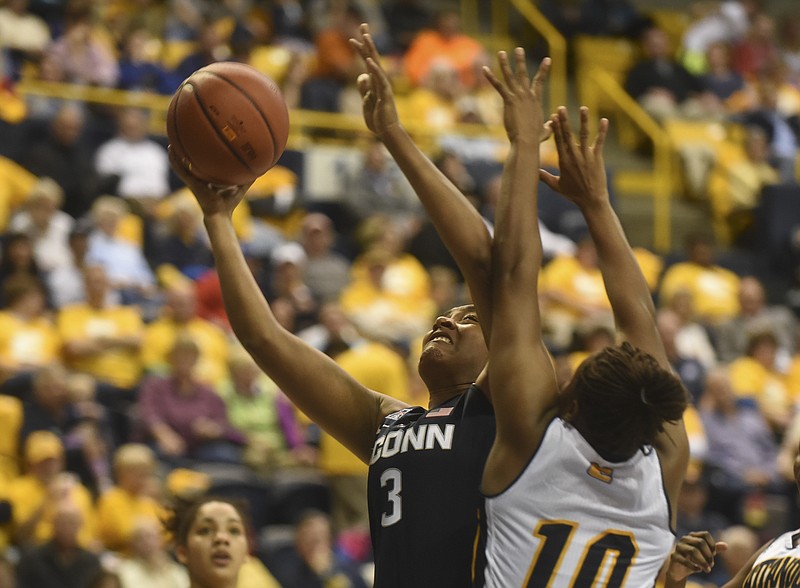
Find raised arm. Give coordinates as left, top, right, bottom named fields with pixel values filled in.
left=349, top=25, right=495, bottom=384
left=168, top=151, right=406, bottom=464
left=540, top=107, right=689, bottom=501
left=482, top=49, right=560, bottom=494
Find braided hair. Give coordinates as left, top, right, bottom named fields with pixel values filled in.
left=566, top=341, right=687, bottom=461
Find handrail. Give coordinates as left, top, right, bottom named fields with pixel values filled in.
left=506, top=0, right=567, bottom=112
left=460, top=0, right=566, bottom=113
left=15, top=79, right=506, bottom=146
left=584, top=69, right=673, bottom=252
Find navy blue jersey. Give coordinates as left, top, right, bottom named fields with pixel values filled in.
left=368, top=384, right=495, bottom=587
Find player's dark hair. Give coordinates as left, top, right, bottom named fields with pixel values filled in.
left=568, top=341, right=687, bottom=461
left=162, top=494, right=251, bottom=547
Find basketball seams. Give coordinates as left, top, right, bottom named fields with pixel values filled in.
left=188, top=79, right=259, bottom=177
left=205, top=70, right=282, bottom=168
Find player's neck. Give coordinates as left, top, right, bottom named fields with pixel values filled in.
left=427, top=382, right=472, bottom=409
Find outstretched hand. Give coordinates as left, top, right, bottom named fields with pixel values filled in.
left=482, top=48, right=550, bottom=144
left=167, top=147, right=253, bottom=218
left=350, top=23, right=399, bottom=139
left=539, top=106, right=609, bottom=208
left=539, top=106, right=608, bottom=206
left=667, top=531, right=728, bottom=582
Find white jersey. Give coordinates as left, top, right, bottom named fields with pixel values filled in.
left=743, top=529, right=800, bottom=587
left=482, top=418, right=674, bottom=587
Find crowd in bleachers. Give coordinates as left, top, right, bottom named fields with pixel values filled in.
left=1, top=0, right=800, bottom=587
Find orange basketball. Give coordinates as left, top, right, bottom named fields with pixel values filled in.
left=167, top=62, right=289, bottom=186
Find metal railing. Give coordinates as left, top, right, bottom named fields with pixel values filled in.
left=460, top=0, right=567, bottom=112
left=582, top=69, right=674, bottom=252
left=14, top=79, right=505, bottom=150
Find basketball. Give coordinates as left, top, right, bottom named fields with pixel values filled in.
left=167, top=62, right=290, bottom=186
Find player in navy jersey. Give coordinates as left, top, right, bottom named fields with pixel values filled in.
left=477, top=49, right=689, bottom=587
left=169, top=25, right=552, bottom=588
left=666, top=439, right=800, bottom=588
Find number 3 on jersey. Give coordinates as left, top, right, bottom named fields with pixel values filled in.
left=525, top=520, right=638, bottom=587
left=380, top=468, right=402, bottom=527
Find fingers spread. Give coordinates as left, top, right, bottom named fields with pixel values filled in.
left=514, top=47, right=529, bottom=87
left=556, top=106, right=574, bottom=149
left=579, top=106, right=590, bottom=151
left=482, top=65, right=507, bottom=99
left=532, top=57, right=551, bottom=92
left=594, top=117, right=609, bottom=152
left=498, top=51, right=516, bottom=89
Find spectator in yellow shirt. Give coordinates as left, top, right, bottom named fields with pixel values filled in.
left=729, top=329, right=791, bottom=434
left=658, top=232, right=741, bottom=326
left=141, top=282, right=230, bottom=390
left=58, top=264, right=144, bottom=444
left=6, top=431, right=97, bottom=549
left=539, top=235, right=613, bottom=349
left=0, top=275, right=61, bottom=394
left=97, top=444, right=162, bottom=554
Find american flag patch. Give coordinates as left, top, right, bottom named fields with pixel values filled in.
left=427, top=406, right=454, bottom=418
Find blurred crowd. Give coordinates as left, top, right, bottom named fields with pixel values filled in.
left=1, top=0, right=800, bottom=587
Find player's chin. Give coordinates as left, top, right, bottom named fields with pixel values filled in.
left=420, top=343, right=446, bottom=362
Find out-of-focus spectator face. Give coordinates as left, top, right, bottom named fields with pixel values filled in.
left=750, top=334, right=777, bottom=367
left=642, top=27, right=670, bottom=60
left=168, top=343, right=199, bottom=379
left=34, top=364, right=70, bottom=412
left=706, top=42, right=732, bottom=71
left=51, top=105, right=85, bottom=146
left=4, top=234, right=34, bottom=269
left=124, top=28, right=151, bottom=61
left=28, top=194, right=58, bottom=229
left=295, top=513, right=332, bottom=563
left=118, top=462, right=150, bottom=497
left=676, top=478, right=707, bottom=516
left=688, top=239, right=714, bottom=266
left=751, top=13, right=775, bottom=40
left=198, top=23, right=222, bottom=53
left=229, top=354, right=260, bottom=396
left=436, top=11, right=462, bottom=39
left=427, top=61, right=462, bottom=100
left=91, top=198, right=125, bottom=236
left=38, top=52, right=65, bottom=82
left=52, top=504, right=83, bottom=549
left=744, top=126, right=771, bottom=162
left=656, top=309, right=680, bottom=350
left=131, top=518, right=164, bottom=560
left=668, top=289, right=694, bottom=322
left=167, top=285, right=197, bottom=323
left=738, top=276, right=765, bottom=316
left=301, top=213, right=334, bottom=256
left=118, top=108, right=149, bottom=142
left=704, top=368, right=736, bottom=410
left=65, top=20, right=92, bottom=47
left=83, top=265, right=110, bottom=303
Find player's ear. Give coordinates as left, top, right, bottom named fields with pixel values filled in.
left=558, top=391, right=579, bottom=422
